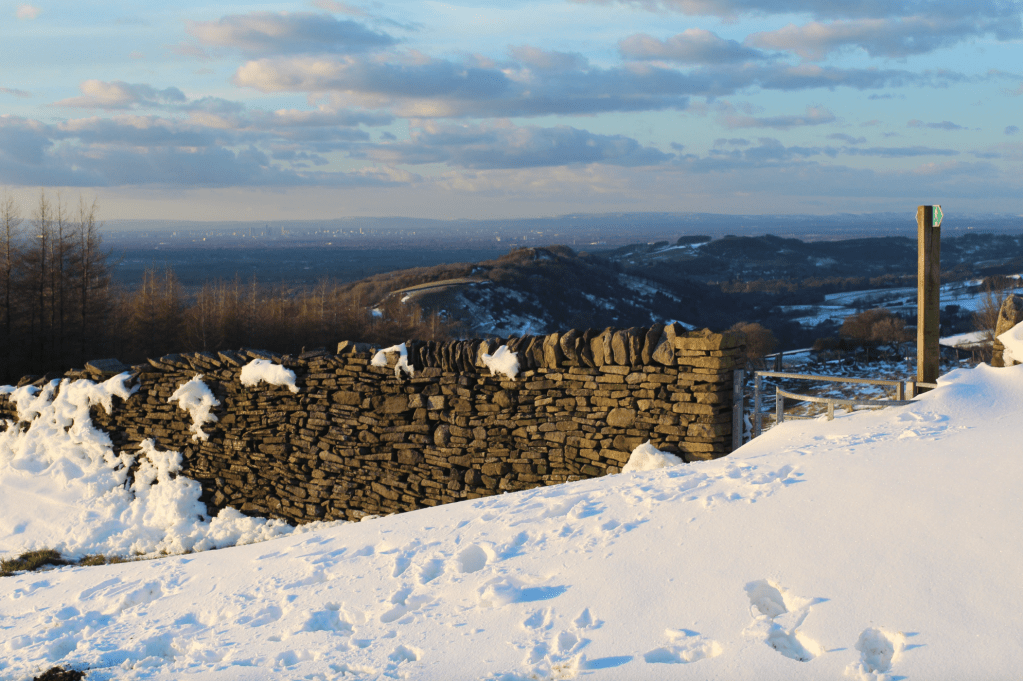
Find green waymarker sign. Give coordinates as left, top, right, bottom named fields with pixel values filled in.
left=932, top=205, right=943, bottom=228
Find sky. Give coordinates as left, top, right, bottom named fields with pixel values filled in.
left=1, top=0, right=1022, bottom=221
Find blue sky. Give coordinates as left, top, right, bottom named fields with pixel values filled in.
left=1, top=0, right=1022, bottom=220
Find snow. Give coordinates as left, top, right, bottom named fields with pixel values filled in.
left=481, top=344, right=520, bottom=379
left=0, top=375, right=316, bottom=562
left=939, top=330, right=988, bottom=348
left=997, top=320, right=1023, bottom=363
left=239, top=359, right=299, bottom=393
left=620, top=441, right=684, bottom=473
left=167, top=375, right=219, bottom=442
left=371, top=343, right=415, bottom=379
left=3, top=364, right=1023, bottom=679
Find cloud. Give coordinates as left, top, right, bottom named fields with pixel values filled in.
left=571, top=0, right=1022, bottom=23
left=0, top=114, right=403, bottom=189
left=15, top=4, right=40, bottom=20
left=53, top=81, right=187, bottom=110
left=827, top=133, right=866, bottom=143
left=619, top=29, right=769, bottom=64
left=0, top=87, right=31, bottom=98
left=746, top=15, right=1020, bottom=60
left=1007, top=125, right=1020, bottom=135
left=311, top=0, right=369, bottom=16
left=233, top=51, right=929, bottom=118
left=907, top=119, right=966, bottom=130
left=509, top=46, right=589, bottom=72
left=187, top=11, right=396, bottom=57
left=720, top=104, right=836, bottom=129
left=842, top=145, right=959, bottom=157
left=359, top=121, right=673, bottom=169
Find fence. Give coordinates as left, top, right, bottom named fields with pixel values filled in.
left=737, top=370, right=938, bottom=443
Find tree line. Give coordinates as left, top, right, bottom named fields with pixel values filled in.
left=1, top=190, right=110, bottom=383
left=0, top=190, right=456, bottom=384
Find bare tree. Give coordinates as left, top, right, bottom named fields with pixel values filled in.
left=0, top=189, right=23, bottom=380
left=729, top=321, right=778, bottom=369
left=72, top=195, right=112, bottom=365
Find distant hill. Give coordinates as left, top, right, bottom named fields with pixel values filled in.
left=339, top=245, right=725, bottom=337
left=341, top=232, right=1023, bottom=348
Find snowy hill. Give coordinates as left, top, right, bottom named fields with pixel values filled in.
left=3, top=364, right=1023, bottom=680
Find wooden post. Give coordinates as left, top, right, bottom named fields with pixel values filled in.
left=917, top=205, right=941, bottom=390
left=753, top=373, right=762, bottom=437
left=732, top=369, right=744, bottom=451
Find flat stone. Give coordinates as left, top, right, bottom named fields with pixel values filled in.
left=606, top=407, right=636, bottom=428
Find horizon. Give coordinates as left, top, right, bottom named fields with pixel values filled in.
left=2, top=1, right=1022, bottom=221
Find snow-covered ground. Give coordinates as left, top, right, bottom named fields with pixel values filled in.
left=783, top=278, right=1023, bottom=327
left=3, top=362, right=1023, bottom=680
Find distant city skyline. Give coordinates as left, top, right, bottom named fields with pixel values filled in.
left=2, top=0, right=1022, bottom=220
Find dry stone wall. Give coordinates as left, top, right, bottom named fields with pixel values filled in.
left=0, top=324, right=744, bottom=524
left=992, top=294, right=1023, bottom=367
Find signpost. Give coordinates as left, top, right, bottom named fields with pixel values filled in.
left=917, top=205, right=941, bottom=390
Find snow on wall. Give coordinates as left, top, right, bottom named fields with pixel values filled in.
left=168, top=374, right=220, bottom=442
left=0, top=374, right=310, bottom=560
left=240, top=358, right=300, bottom=393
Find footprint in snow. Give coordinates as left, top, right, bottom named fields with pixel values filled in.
left=644, top=628, right=722, bottom=664
left=457, top=544, right=490, bottom=573
left=744, top=580, right=824, bottom=662
left=380, top=587, right=432, bottom=623
left=513, top=607, right=598, bottom=677
left=845, top=627, right=907, bottom=680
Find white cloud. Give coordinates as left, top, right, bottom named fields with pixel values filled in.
left=16, top=4, right=40, bottom=20
left=359, top=121, right=674, bottom=169
left=187, top=11, right=396, bottom=57
left=907, top=119, right=966, bottom=130
left=232, top=51, right=930, bottom=119
left=746, top=16, right=1013, bottom=60
left=572, top=0, right=1022, bottom=24
left=53, top=81, right=187, bottom=111
left=619, top=29, right=769, bottom=64
left=720, top=104, right=836, bottom=129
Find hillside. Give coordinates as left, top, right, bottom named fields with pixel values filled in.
left=340, top=233, right=1023, bottom=348
left=342, top=246, right=726, bottom=337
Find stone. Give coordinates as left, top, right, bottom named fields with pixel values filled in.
left=332, top=390, right=361, bottom=405
left=676, top=328, right=745, bottom=352
left=601, top=329, right=616, bottom=367
left=642, top=324, right=663, bottom=364
left=84, top=358, right=131, bottom=377
left=543, top=333, right=564, bottom=368
left=993, top=294, right=1023, bottom=367
left=610, top=331, right=628, bottom=365
left=606, top=407, right=636, bottom=428
left=378, top=395, right=410, bottom=414
left=590, top=331, right=606, bottom=367
left=651, top=336, right=675, bottom=366
left=559, top=329, right=580, bottom=365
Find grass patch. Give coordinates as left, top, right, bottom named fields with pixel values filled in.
left=34, top=666, right=86, bottom=681
left=1, top=549, right=135, bottom=577
left=1, top=549, right=68, bottom=576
